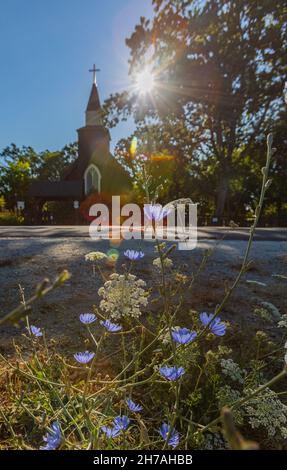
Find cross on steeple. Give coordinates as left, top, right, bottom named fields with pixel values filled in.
left=89, top=64, right=100, bottom=85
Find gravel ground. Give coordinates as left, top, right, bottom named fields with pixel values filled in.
left=0, top=237, right=287, bottom=355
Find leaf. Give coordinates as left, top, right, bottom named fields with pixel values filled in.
left=246, top=280, right=267, bottom=287
left=272, top=274, right=287, bottom=280
left=260, top=301, right=281, bottom=320
left=135, top=415, right=150, bottom=446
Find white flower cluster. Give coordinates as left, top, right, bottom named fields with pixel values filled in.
left=278, top=314, right=287, bottom=329
left=85, top=251, right=107, bottom=261
left=98, top=273, right=149, bottom=320
left=216, top=385, right=241, bottom=409
left=221, top=359, right=246, bottom=384
left=245, top=387, right=287, bottom=438
left=216, top=385, right=243, bottom=425
left=153, top=257, right=173, bottom=269
left=204, top=432, right=227, bottom=450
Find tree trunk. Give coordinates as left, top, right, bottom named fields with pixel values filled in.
left=215, top=175, right=229, bottom=219
left=276, top=199, right=283, bottom=227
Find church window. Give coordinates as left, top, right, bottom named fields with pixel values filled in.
left=84, top=164, right=101, bottom=195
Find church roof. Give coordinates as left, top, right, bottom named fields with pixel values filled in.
left=29, top=181, right=83, bottom=200
left=86, top=84, right=101, bottom=112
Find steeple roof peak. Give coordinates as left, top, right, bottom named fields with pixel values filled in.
left=85, top=66, right=103, bottom=126
left=86, top=83, right=101, bottom=112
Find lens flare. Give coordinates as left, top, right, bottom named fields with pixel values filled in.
left=135, top=69, right=155, bottom=95
left=151, top=154, right=175, bottom=162
left=130, top=137, right=138, bottom=157
left=107, top=248, right=119, bottom=264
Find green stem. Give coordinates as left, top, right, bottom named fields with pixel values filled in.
left=196, top=134, right=274, bottom=341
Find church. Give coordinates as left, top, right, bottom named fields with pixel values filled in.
left=29, top=67, right=132, bottom=222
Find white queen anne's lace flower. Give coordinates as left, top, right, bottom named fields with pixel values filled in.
left=221, top=358, right=246, bottom=384
left=85, top=251, right=107, bottom=261
left=153, top=257, right=173, bottom=269
left=98, top=273, right=149, bottom=320
left=245, top=387, right=287, bottom=438
left=278, top=314, right=287, bottom=329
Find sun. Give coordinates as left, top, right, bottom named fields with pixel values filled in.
left=135, top=68, right=155, bottom=95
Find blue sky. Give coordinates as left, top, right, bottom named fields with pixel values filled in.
left=0, top=0, right=153, bottom=153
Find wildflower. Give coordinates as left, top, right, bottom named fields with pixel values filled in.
left=101, top=426, right=121, bottom=439
left=221, top=358, right=246, bottom=384
left=159, top=366, right=185, bottom=381
left=217, top=386, right=242, bottom=417
left=30, top=325, right=43, bottom=337
left=98, top=273, right=148, bottom=321
left=153, top=257, right=173, bottom=269
left=114, top=415, right=130, bottom=430
left=124, top=249, right=144, bottom=261
left=40, top=421, right=61, bottom=450
left=278, top=315, right=287, bottom=329
left=171, top=327, right=197, bottom=345
left=255, top=330, right=268, bottom=342
left=245, top=387, right=287, bottom=438
left=155, top=242, right=166, bottom=252
left=101, top=416, right=129, bottom=439
left=144, top=204, right=170, bottom=222
left=159, top=423, right=179, bottom=449
left=174, top=273, right=188, bottom=284
left=200, top=312, right=226, bottom=336
left=74, top=351, right=95, bottom=364
left=79, top=313, right=96, bottom=324
left=204, top=432, right=227, bottom=450
left=100, top=319, right=122, bottom=332
left=85, top=251, right=107, bottom=261
left=126, top=398, right=143, bottom=413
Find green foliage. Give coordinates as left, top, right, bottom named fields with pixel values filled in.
left=105, top=0, right=287, bottom=220
left=114, top=122, right=193, bottom=203
left=0, top=212, right=24, bottom=225
left=0, top=144, right=37, bottom=210
left=0, top=143, right=78, bottom=212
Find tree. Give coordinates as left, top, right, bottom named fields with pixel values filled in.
left=37, top=143, right=78, bottom=182
left=105, top=0, right=287, bottom=218
left=114, top=119, right=195, bottom=203
left=0, top=142, right=78, bottom=211
left=0, top=144, right=39, bottom=210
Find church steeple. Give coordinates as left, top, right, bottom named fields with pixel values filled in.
left=85, top=65, right=103, bottom=126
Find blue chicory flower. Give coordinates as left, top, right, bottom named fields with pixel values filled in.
left=159, top=423, right=180, bottom=449
left=200, top=312, right=226, bottom=336
left=100, top=319, right=122, bottom=333
left=171, top=327, right=197, bottom=344
left=126, top=398, right=143, bottom=413
left=40, top=421, right=62, bottom=450
left=144, top=204, right=171, bottom=222
left=74, top=351, right=95, bottom=364
left=113, top=415, right=130, bottom=430
left=124, top=249, right=145, bottom=261
left=30, top=325, right=43, bottom=337
left=101, top=425, right=121, bottom=439
left=159, top=366, right=185, bottom=381
left=79, top=313, right=96, bottom=324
